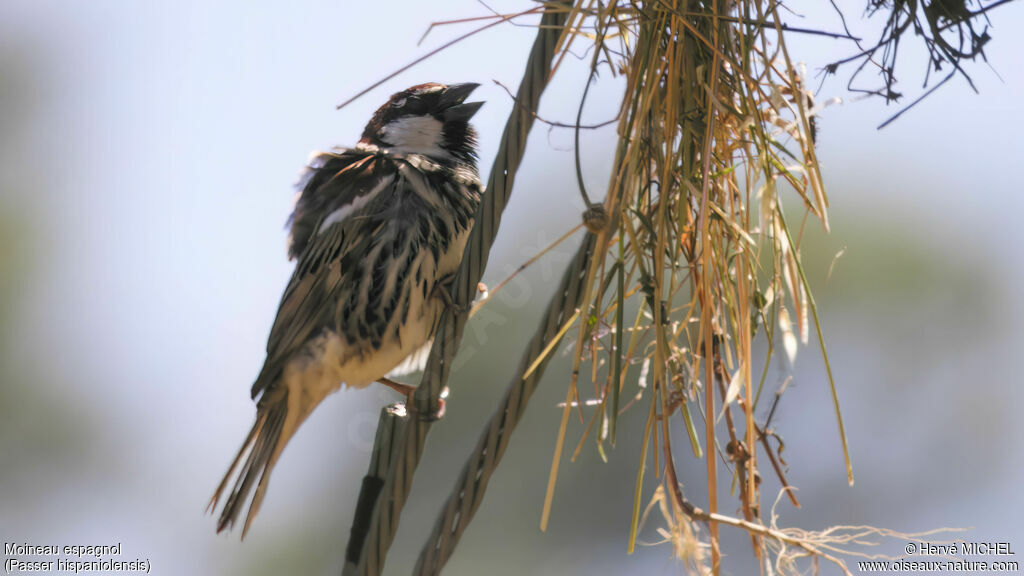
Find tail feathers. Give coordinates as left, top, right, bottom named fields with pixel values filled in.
left=208, top=392, right=290, bottom=539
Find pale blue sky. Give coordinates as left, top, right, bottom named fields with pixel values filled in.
left=1, top=1, right=1022, bottom=574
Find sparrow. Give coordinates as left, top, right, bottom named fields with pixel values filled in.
left=208, top=82, right=484, bottom=538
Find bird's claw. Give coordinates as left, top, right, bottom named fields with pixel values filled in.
left=432, top=274, right=468, bottom=315
left=380, top=378, right=448, bottom=421
left=411, top=386, right=448, bottom=421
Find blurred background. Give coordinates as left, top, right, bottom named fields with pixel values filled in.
left=1, top=1, right=1022, bottom=574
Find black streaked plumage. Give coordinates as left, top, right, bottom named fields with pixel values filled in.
left=209, top=83, right=484, bottom=538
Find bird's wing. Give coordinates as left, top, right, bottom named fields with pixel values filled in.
left=287, top=148, right=392, bottom=259
left=251, top=149, right=398, bottom=400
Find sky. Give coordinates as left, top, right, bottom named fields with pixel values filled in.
left=1, top=1, right=1022, bottom=575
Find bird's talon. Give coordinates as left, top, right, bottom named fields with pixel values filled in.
left=418, top=395, right=446, bottom=421
left=378, top=379, right=447, bottom=420
left=410, top=387, right=448, bottom=421
left=410, top=385, right=449, bottom=421
left=432, top=275, right=468, bottom=314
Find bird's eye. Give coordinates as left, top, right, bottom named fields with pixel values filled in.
left=404, top=97, right=427, bottom=114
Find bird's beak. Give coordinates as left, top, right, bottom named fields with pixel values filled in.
left=440, top=83, right=484, bottom=122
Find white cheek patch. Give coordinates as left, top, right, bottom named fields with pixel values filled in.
left=381, top=115, right=450, bottom=160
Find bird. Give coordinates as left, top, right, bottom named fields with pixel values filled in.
left=208, top=82, right=484, bottom=538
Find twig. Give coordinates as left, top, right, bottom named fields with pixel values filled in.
left=876, top=70, right=954, bottom=129
left=494, top=80, right=621, bottom=129
left=336, top=5, right=544, bottom=110
left=470, top=223, right=584, bottom=317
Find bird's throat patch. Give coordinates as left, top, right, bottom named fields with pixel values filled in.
left=380, top=116, right=447, bottom=159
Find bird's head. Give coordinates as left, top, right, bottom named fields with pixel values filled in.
left=358, top=82, right=483, bottom=165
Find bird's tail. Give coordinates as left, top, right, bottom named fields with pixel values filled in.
left=207, top=388, right=296, bottom=539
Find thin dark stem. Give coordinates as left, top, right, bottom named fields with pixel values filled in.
left=877, top=70, right=954, bottom=129
left=574, top=1, right=609, bottom=209
left=494, top=80, right=621, bottom=129
left=336, top=6, right=543, bottom=110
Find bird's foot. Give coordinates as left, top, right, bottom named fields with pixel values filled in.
left=420, top=386, right=448, bottom=421
left=378, top=376, right=415, bottom=396
left=432, top=274, right=467, bottom=315
left=377, top=377, right=448, bottom=420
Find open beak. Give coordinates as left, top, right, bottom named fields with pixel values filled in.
left=440, top=83, right=484, bottom=122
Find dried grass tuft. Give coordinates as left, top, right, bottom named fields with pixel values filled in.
left=519, top=1, right=875, bottom=573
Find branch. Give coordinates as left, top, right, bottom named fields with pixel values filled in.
left=341, top=6, right=572, bottom=575
left=413, top=234, right=597, bottom=575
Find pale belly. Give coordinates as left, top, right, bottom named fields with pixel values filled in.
left=282, top=227, right=469, bottom=414
left=335, top=286, right=442, bottom=389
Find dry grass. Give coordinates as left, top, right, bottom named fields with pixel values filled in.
left=464, top=1, right=1003, bottom=574
left=531, top=1, right=850, bottom=573
left=343, top=1, right=1006, bottom=572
